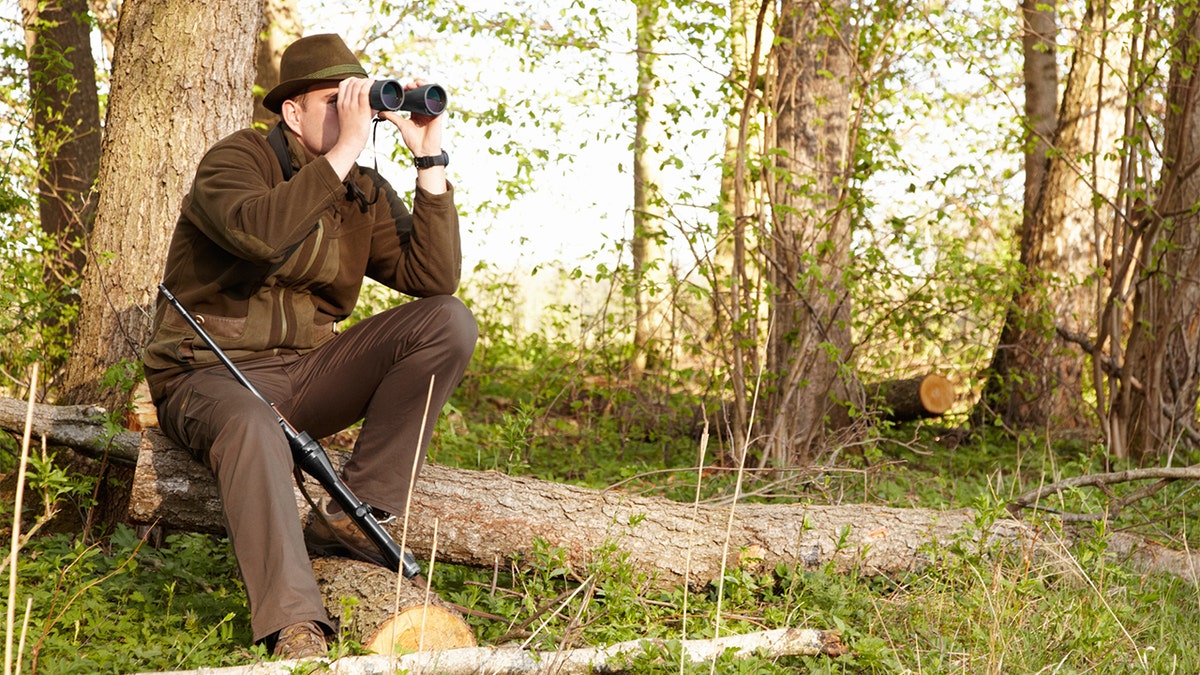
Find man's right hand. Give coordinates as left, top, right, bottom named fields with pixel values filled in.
left=325, top=77, right=377, bottom=181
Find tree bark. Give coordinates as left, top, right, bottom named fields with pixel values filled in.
left=983, top=0, right=1130, bottom=433
left=1019, top=0, right=1058, bottom=231
left=631, top=0, right=671, bottom=380
left=3, top=405, right=1197, bottom=586
left=60, top=0, right=262, bottom=409
left=311, top=558, right=475, bottom=654
left=763, top=0, right=859, bottom=465
left=0, top=396, right=141, bottom=460
left=20, top=0, right=102, bottom=360
left=1118, top=6, right=1200, bottom=460
left=119, top=428, right=1200, bottom=588
left=976, top=0, right=1057, bottom=429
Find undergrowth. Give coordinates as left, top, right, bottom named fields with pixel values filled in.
left=3, top=375, right=1199, bottom=674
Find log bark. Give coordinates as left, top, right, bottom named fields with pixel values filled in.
left=0, top=396, right=141, bottom=462
left=122, top=428, right=1200, bottom=588
left=4, top=398, right=1197, bottom=587
left=866, top=373, right=956, bottom=421
left=135, top=626, right=846, bottom=675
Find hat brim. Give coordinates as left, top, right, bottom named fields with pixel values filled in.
left=262, top=73, right=364, bottom=114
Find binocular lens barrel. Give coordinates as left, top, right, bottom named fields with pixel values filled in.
left=369, top=80, right=447, bottom=117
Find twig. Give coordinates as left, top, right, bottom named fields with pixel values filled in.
left=492, top=583, right=586, bottom=645
left=1008, top=465, right=1200, bottom=521
left=5, top=363, right=37, bottom=675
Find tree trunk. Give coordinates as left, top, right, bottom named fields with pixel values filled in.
left=711, top=0, right=773, bottom=455
left=762, top=0, right=859, bottom=466
left=20, top=0, right=103, bottom=367
left=60, top=0, right=262, bottom=409
left=977, top=0, right=1057, bottom=431
left=631, top=0, right=670, bottom=380
left=2, top=406, right=1195, bottom=586
left=252, top=0, right=302, bottom=130
left=1020, top=0, right=1058, bottom=225
left=1118, top=6, right=1200, bottom=460
left=122, top=428, right=1200, bottom=588
left=984, top=0, right=1130, bottom=433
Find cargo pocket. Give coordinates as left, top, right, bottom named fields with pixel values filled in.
left=179, top=388, right=221, bottom=466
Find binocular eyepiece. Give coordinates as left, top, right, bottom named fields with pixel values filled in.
left=369, top=80, right=448, bottom=117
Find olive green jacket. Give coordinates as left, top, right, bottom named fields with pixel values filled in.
left=143, top=125, right=461, bottom=401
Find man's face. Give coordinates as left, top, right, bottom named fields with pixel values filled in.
left=282, top=82, right=342, bottom=156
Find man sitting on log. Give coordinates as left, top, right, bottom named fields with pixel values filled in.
left=141, top=33, right=476, bottom=659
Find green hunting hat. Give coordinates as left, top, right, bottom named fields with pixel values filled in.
left=263, top=33, right=368, bottom=113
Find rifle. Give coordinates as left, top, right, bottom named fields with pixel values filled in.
left=157, top=283, right=421, bottom=580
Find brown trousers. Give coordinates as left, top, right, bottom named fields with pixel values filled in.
left=155, top=295, right=477, bottom=643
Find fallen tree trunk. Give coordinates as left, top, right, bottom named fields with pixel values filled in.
left=0, top=396, right=141, bottom=462
left=124, top=429, right=1200, bottom=588
left=5, top=397, right=1198, bottom=587
left=136, top=626, right=846, bottom=675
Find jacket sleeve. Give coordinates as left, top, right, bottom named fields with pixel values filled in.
left=363, top=172, right=463, bottom=297
left=184, top=131, right=347, bottom=263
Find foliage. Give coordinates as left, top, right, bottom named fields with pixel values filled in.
left=4, top=527, right=253, bottom=674
left=6, top=288, right=1200, bottom=673
left=0, top=28, right=76, bottom=396
left=5, top=0, right=1200, bottom=673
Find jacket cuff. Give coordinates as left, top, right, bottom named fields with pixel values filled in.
left=413, top=180, right=455, bottom=209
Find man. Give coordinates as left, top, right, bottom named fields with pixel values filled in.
left=142, top=33, right=476, bottom=659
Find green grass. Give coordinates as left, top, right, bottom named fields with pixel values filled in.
left=4, top=379, right=1199, bottom=674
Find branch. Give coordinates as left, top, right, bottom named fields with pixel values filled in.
left=1008, top=465, right=1200, bottom=521
left=136, top=627, right=847, bottom=675
left=0, top=396, right=140, bottom=466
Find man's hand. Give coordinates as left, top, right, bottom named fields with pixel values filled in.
left=379, top=80, right=448, bottom=195
left=324, top=77, right=377, bottom=180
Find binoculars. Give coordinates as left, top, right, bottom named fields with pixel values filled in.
left=369, top=80, right=447, bottom=116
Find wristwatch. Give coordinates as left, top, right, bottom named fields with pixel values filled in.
left=414, top=150, right=449, bottom=169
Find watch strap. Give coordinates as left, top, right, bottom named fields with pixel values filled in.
left=414, top=150, right=449, bottom=169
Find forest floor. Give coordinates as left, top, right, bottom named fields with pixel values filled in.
left=3, top=379, right=1199, bottom=674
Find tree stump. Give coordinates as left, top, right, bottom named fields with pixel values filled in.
left=311, top=558, right=475, bottom=654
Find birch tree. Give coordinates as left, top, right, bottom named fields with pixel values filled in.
left=631, top=0, right=670, bottom=379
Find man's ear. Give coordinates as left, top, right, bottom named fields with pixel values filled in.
left=280, top=99, right=301, bottom=133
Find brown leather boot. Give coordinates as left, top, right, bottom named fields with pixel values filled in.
left=303, top=496, right=391, bottom=568
left=272, top=620, right=327, bottom=659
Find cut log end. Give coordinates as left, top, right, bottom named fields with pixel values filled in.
left=917, top=373, right=954, bottom=415
left=867, top=372, right=957, bottom=422
left=366, top=605, right=476, bottom=655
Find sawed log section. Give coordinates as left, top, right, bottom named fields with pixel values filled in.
left=866, top=373, right=956, bottom=421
